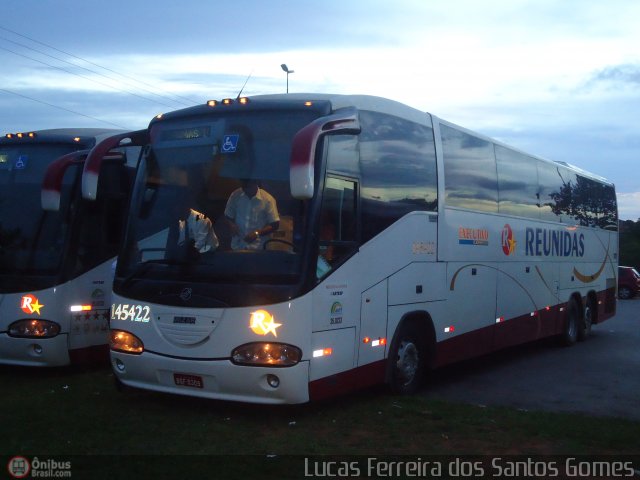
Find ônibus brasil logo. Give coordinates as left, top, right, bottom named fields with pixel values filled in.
left=7, top=456, right=30, bottom=479
left=501, top=224, right=516, bottom=256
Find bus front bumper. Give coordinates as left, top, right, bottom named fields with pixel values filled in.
left=111, top=350, right=310, bottom=404
left=0, top=333, right=70, bottom=366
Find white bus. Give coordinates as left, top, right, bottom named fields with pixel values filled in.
left=93, top=95, right=617, bottom=403
left=0, top=129, right=135, bottom=366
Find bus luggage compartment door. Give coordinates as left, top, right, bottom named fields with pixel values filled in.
left=358, top=280, right=388, bottom=366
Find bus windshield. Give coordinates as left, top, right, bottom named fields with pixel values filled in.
left=0, top=144, right=79, bottom=289
left=117, top=109, right=323, bottom=304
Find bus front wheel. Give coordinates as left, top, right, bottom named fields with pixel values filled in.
left=388, top=323, right=427, bottom=395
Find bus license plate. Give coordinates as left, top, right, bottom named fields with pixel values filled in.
left=174, top=373, right=203, bottom=389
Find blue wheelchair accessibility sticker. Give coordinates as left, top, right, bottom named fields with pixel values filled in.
left=221, top=134, right=239, bottom=153
left=15, top=155, right=28, bottom=169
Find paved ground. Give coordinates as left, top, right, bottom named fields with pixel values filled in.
left=423, top=298, right=640, bottom=420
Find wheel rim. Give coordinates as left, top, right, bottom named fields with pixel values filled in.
left=396, top=340, right=419, bottom=385
left=568, top=304, right=578, bottom=339
left=584, top=305, right=593, bottom=330
left=619, top=287, right=630, bottom=299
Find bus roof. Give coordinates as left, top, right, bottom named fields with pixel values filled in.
left=150, top=93, right=613, bottom=187
left=1, top=128, right=123, bottom=145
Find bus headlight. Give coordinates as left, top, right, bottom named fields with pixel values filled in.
left=110, top=330, right=144, bottom=355
left=8, top=319, right=60, bottom=338
left=231, top=342, right=302, bottom=367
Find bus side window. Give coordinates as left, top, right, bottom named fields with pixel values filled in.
left=317, top=176, right=358, bottom=279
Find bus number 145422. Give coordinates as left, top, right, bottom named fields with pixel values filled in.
left=111, top=303, right=151, bottom=322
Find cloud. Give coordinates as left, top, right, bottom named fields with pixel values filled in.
left=617, top=192, right=640, bottom=221
left=583, top=63, right=640, bottom=92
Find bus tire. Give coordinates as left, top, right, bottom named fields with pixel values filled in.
left=388, top=322, right=427, bottom=395
left=578, top=297, right=595, bottom=341
left=561, top=298, right=580, bottom=346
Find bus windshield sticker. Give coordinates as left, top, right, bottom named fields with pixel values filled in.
left=221, top=134, right=239, bottom=153
left=14, top=155, right=28, bottom=170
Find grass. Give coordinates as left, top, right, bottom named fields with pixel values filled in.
left=2, top=363, right=638, bottom=478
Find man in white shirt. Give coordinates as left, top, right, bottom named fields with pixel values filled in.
left=224, top=179, right=280, bottom=250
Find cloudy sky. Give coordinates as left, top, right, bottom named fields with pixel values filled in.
left=1, top=0, right=638, bottom=219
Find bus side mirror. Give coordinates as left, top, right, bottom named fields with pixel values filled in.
left=83, top=130, right=148, bottom=200
left=41, top=151, right=88, bottom=211
left=290, top=108, right=360, bottom=199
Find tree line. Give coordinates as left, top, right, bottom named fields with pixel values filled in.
left=620, top=219, right=640, bottom=268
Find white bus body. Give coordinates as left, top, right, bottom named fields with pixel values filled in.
left=0, top=129, right=136, bottom=366
left=97, top=95, right=617, bottom=403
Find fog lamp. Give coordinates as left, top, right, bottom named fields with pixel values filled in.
left=267, top=374, right=280, bottom=388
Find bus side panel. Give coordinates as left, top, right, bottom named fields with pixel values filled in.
left=66, top=258, right=113, bottom=350
left=494, top=261, right=542, bottom=349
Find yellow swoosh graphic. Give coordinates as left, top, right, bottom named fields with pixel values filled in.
left=572, top=234, right=611, bottom=283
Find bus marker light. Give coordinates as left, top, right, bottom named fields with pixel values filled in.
left=70, top=305, right=92, bottom=312
left=207, top=100, right=218, bottom=107
left=313, top=348, right=332, bottom=358
left=249, top=309, right=281, bottom=337
left=304, top=101, right=313, bottom=107
left=222, top=98, right=233, bottom=105
left=371, top=338, right=386, bottom=347
left=362, top=336, right=371, bottom=344
left=444, top=326, right=455, bottom=333
left=496, top=317, right=504, bottom=323
left=73, top=137, right=81, bottom=142
left=238, top=97, right=249, bottom=105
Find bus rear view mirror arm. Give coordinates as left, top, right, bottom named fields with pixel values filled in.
left=290, top=107, right=360, bottom=199
left=82, top=129, right=149, bottom=200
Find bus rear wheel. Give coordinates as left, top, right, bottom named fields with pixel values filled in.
left=561, top=298, right=580, bottom=346
left=388, top=323, right=426, bottom=395
left=578, top=297, right=595, bottom=341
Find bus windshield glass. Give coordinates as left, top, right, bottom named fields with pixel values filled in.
left=0, top=144, right=79, bottom=284
left=118, top=109, right=322, bottom=290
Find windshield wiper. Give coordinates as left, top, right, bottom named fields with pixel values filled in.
left=119, top=259, right=180, bottom=289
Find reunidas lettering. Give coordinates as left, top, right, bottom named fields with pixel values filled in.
left=525, top=227, right=585, bottom=257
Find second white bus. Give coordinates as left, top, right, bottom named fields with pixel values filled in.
left=0, top=129, right=135, bottom=366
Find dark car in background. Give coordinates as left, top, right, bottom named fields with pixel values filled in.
left=618, top=266, right=640, bottom=299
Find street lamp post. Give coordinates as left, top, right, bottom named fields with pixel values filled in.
left=281, top=64, right=294, bottom=93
